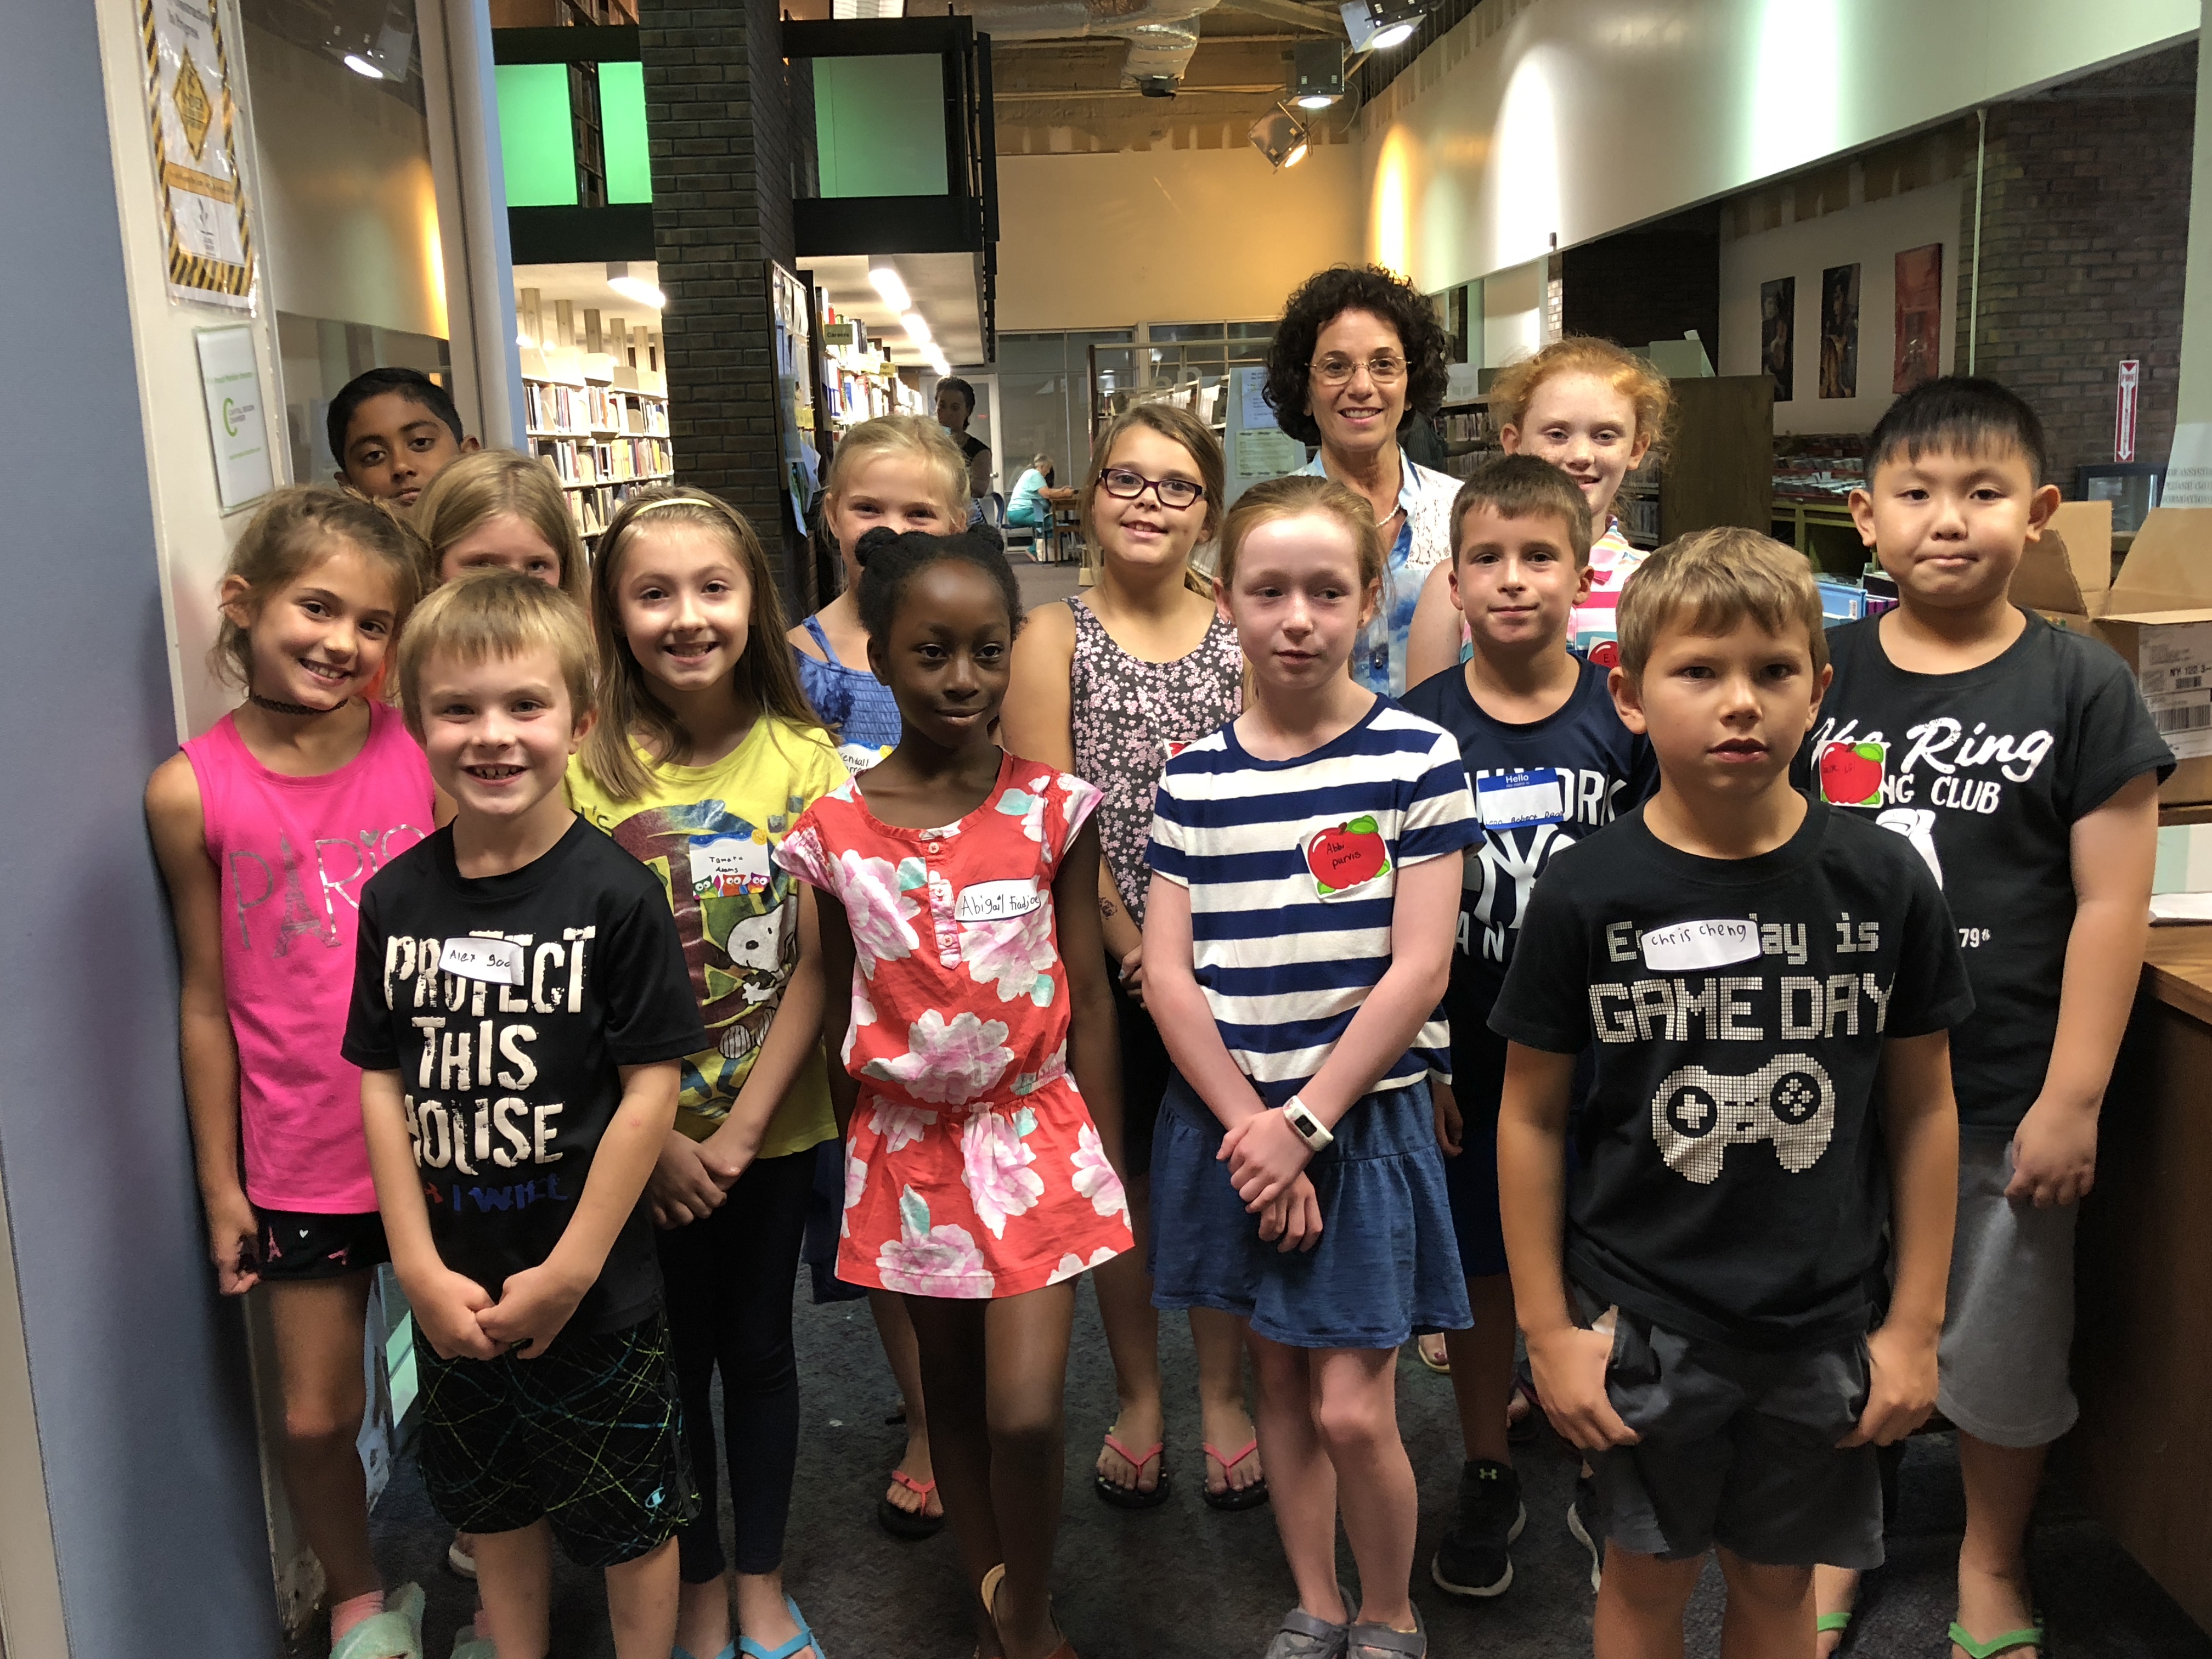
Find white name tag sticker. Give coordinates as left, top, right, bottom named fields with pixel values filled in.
left=691, top=834, right=771, bottom=899
left=1639, top=918, right=1759, bottom=973
left=1477, top=768, right=1566, bottom=830
left=954, top=878, right=1042, bottom=923
left=440, top=936, right=523, bottom=985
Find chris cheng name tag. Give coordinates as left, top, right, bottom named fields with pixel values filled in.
left=439, top=936, right=524, bottom=985
left=955, top=879, right=1043, bottom=922
left=1639, top=918, right=1758, bottom=973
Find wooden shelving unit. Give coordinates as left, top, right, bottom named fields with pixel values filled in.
left=521, top=344, right=675, bottom=538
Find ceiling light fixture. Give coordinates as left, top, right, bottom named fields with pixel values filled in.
left=901, top=311, right=933, bottom=347
left=1340, top=0, right=1427, bottom=53
left=1291, top=38, right=1344, bottom=109
left=1249, top=105, right=1311, bottom=171
left=606, top=261, right=664, bottom=310
left=868, top=258, right=910, bottom=313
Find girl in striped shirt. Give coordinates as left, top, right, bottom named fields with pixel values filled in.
left=1143, top=473, right=1477, bottom=1659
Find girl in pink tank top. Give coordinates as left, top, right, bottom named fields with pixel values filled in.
left=146, top=488, right=433, bottom=1659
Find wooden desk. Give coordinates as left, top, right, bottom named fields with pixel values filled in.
left=2071, top=930, right=2212, bottom=1634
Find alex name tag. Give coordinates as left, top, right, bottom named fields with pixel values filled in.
left=691, top=833, right=771, bottom=899
left=1477, top=768, right=1566, bottom=829
left=1639, top=918, right=1759, bottom=973
left=955, top=878, right=1043, bottom=922
left=440, top=936, right=523, bottom=985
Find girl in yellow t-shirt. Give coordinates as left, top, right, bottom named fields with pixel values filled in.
left=567, top=486, right=844, bottom=1659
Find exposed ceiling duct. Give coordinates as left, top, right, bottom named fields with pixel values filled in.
left=958, top=0, right=1224, bottom=92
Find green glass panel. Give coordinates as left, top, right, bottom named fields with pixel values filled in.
left=813, top=55, right=948, bottom=198
left=599, top=61, right=651, bottom=204
left=495, top=64, right=577, bottom=208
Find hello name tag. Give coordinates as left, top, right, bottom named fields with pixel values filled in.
left=955, top=878, right=1042, bottom=922
left=1639, top=918, right=1759, bottom=973
left=439, top=936, right=524, bottom=986
left=1477, top=768, right=1566, bottom=830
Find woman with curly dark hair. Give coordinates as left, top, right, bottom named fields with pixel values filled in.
left=1263, top=264, right=1461, bottom=696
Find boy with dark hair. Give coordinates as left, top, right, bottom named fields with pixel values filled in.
left=1402, top=453, right=1656, bottom=1600
left=329, top=366, right=478, bottom=509
left=1495, top=528, right=1972, bottom=1657
left=1801, top=377, right=2172, bottom=1659
left=346, top=572, right=706, bottom=1659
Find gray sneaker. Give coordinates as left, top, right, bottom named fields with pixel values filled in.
left=1263, top=1585, right=1353, bottom=1659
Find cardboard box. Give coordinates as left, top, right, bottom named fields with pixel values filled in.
left=2092, top=508, right=2212, bottom=805
left=2015, top=499, right=2113, bottom=627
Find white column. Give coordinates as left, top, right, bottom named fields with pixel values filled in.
left=2164, top=12, right=2212, bottom=505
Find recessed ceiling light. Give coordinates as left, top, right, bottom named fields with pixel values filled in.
left=606, top=261, right=664, bottom=310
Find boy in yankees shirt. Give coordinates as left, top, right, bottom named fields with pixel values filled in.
left=1402, top=454, right=1656, bottom=1600
left=1796, top=379, right=2170, bottom=1659
left=1494, top=528, right=1972, bottom=1658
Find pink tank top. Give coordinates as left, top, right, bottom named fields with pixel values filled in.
left=181, top=702, right=435, bottom=1211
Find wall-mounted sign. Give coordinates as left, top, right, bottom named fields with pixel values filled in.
left=141, top=0, right=256, bottom=309
left=196, top=325, right=273, bottom=512
left=2117, top=359, right=2141, bottom=462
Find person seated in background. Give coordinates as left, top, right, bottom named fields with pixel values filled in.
left=329, top=366, right=478, bottom=510
left=1006, top=454, right=1057, bottom=528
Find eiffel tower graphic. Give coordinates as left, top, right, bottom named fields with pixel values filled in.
left=271, top=833, right=331, bottom=956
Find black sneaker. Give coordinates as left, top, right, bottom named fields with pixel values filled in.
left=1566, top=1470, right=1605, bottom=1592
left=1430, top=1459, right=1526, bottom=1598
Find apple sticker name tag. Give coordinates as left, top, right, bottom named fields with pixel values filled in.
left=954, top=878, right=1042, bottom=922
left=1305, top=816, right=1393, bottom=900
left=1639, top=919, right=1760, bottom=973
left=1816, top=740, right=1887, bottom=808
left=439, top=936, right=524, bottom=986
left=1477, top=768, right=1566, bottom=830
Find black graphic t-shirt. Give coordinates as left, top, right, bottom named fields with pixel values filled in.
left=342, top=818, right=708, bottom=1334
left=1402, top=659, right=1658, bottom=1100
left=1492, top=801, right=1974, bottom=1348
left=1795, top=612, right=2172, bottom=1133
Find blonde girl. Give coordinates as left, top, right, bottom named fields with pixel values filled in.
left=790, top=414, right=969, bottom=776
left=1406, top=338, right=1673, bottom=687
left=146, top=487, right=433, bottom=1659
left=415, top=448, right=590, bottom=600
left=1002, top=404, right=1265, bottom=1514
left=1145, top=474, right=1477, bottom=1659
left=562, top=486, right=842, bottom=1659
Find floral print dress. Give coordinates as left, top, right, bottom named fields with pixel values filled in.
left=775, top=752, right=1132, bottom=1298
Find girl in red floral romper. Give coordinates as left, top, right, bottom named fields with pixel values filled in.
left=775, top=528, right=1126, bottom=1659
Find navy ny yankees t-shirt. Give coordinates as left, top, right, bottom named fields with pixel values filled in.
left=1795, top=611, right=2171, bottom=1133
left=1492, top=800, right=1973, bottom=1348
left=343, top=818, right=708, bottom=1335
left=1402, top=658, right=1658, bottom=1103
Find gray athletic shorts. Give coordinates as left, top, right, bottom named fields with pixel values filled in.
left=1937, top=1132, right=2080, bottom=1448
left=1572, top=1284, right=1883, bottom=1570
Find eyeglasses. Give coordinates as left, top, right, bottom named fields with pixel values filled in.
left=1098, top=467, right=1206, bottom=510
left=1310, top=353, right=1408, bottom=387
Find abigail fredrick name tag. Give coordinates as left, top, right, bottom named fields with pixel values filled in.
left=1639, top=918, right=1759, bottom=973
left=439, top=936, right=524, bottom=986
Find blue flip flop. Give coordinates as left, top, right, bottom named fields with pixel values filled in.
left=738, top=1596, right=825, bottom=1659
left=672, top=1645, right=736, bottom=1659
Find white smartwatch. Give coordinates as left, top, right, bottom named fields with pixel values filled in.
left=1281, top=1095, right=1334, bottom=1152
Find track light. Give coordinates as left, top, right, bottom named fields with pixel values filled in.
left=1292, top=39, right=1344, bottom=109
left=1340, top=0, right=1426, bottom=52
left=1249, top=105, right=1310, bottom=171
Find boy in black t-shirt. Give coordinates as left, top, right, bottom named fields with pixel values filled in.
left=344, top=572, right=707, bottom=1658
left=1796, top=380, right=2171, bottom=1659
left=1402, top=454, right=1657, bottom=1600
left=1494, top=529, right=1972, bottom=1657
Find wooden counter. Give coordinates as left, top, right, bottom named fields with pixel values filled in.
left=2070, top=929, right=2212, bottom=1634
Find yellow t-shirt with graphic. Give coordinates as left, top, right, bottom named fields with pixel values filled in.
left=566, top=715, right=848, bottom=1159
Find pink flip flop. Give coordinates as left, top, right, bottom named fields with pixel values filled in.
left=877, top=1466, right=944, bottom=1540
left=1203, top=1438, right=1271, bottom=1511
left=1093, top=1433, right=1171, bottom=1509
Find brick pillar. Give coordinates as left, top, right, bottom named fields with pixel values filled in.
left=641, top=0, right=815, bottom=606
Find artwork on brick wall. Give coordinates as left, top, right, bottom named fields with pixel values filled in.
left=1761, top=276, right=1796, bottom=403
left=1894, top=242, right=1944, bottom=393
left=1820, top=263, right=1860, bottom=399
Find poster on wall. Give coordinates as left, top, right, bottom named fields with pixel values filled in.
left=1820, top=264, right=1860, bottom=399
left=1760, top=278, right=1795, bottom=403
left=1894, top=243, right=1944, bottom=393
left=139, top=0, right=257, bottom=309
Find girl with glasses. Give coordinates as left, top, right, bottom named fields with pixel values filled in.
left=1001, top=404, right=1268, bottom=1517
left=1262, top=265, right=1462, bottom=697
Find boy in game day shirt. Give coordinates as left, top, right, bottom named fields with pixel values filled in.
left=1494, top=529, right=1972, bottom=1659
left=345, top=572, right=708, bottom=1657
left=1402, top=454, right=1656, bottom=1600
left=1795, top=379, right=2170, bottom=1659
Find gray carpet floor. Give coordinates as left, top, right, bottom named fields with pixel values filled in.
left=353, top=1277, right=2212, bottom=1659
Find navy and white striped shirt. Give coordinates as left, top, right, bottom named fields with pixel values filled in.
left=1148, top=699, right=1480, bottom=1104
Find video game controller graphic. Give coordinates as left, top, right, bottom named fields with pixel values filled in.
left=1650, top=1054, right=1836, bottom=1184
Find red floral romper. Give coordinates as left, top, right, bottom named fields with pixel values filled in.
left=775, top=752, right=1132, bottom=1298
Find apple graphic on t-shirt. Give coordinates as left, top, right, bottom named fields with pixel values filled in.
left=1818, top=740, right=1886, bottom=807
left=1308, top=815, right=1391, bottom=896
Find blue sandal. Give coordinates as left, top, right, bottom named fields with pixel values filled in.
left=738, top=1596, right=824, bottom=1659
